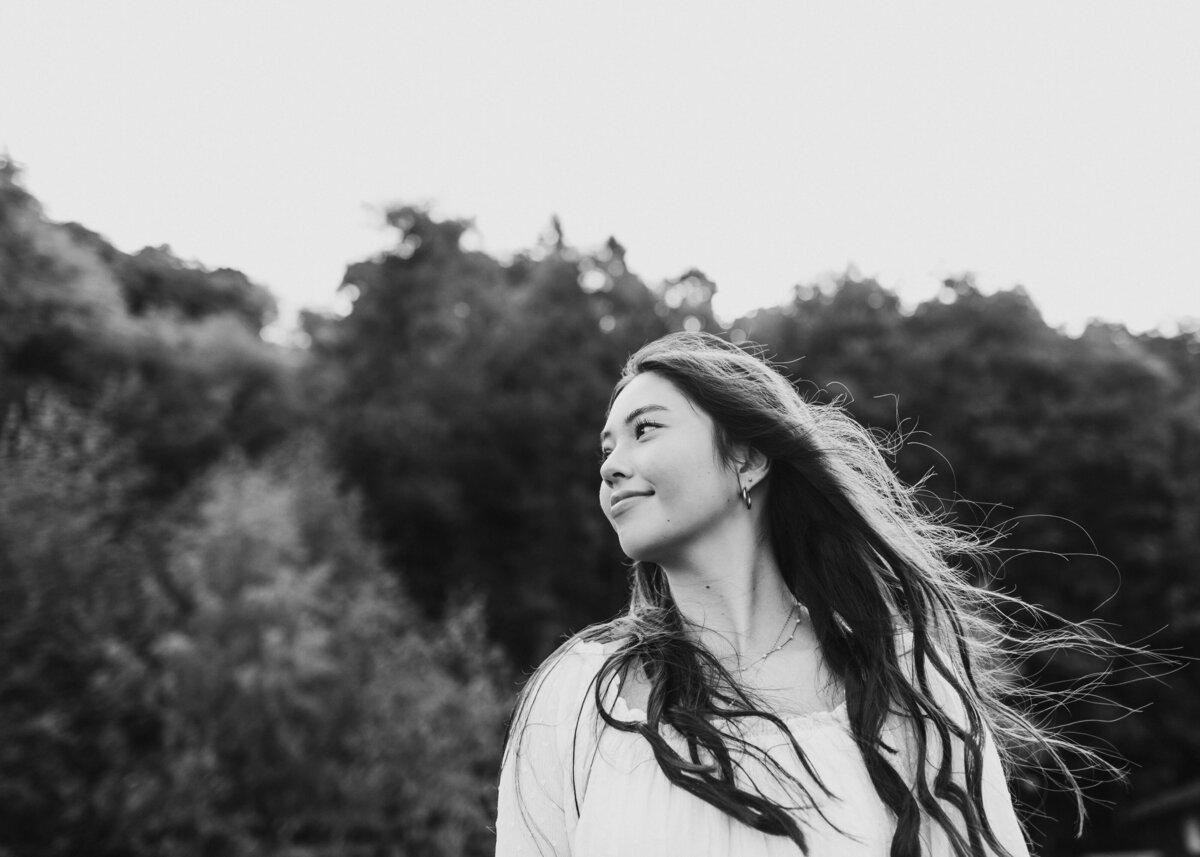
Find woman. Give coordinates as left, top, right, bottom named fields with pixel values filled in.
left=496, top=332, right=1084, bottom=856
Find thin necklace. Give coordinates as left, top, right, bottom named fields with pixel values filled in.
left=731, top=600, right=802, bottom=675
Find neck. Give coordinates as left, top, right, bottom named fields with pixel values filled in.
left=657, top=527, right=795, bottom=662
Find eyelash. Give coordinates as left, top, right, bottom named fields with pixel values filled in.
left=598, top=419, right=659, bottom=461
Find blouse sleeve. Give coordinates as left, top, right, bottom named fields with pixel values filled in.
left=900, top=642, right=1031, bottom=857
left=495, top=641, right=602, bottom=857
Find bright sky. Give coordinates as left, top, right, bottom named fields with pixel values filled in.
left=3, top=1, right=1198, bottom=335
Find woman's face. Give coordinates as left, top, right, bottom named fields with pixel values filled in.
left=598, top=372, right=742, bottom=564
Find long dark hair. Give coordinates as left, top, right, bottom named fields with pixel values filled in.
left=508, top=331, right=1111, bottom=856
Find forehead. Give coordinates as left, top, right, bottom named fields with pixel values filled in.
left=603, top=372, right=698, bottom=432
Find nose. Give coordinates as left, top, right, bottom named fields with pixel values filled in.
left=599, top=443, right=628, bottom=486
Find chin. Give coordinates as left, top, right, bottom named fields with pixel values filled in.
left=617, top=531, right=674, bottom=566
left=617, top=535, right=654, bottom=563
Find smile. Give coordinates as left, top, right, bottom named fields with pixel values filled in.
left=610, top=491, right=651, bottom=516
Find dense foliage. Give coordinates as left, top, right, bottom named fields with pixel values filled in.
left=1, top=158, right=1197, bottom=854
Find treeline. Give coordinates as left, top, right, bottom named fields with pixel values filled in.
left=1, top=164, right=505, bottom=857
left=1, top=158, right=1198, bottom=855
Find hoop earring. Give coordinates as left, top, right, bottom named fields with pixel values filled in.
left=740, top=483, right=752, bottom=510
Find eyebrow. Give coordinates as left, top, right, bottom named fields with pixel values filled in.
left=599, top=404, right=669, bottom=443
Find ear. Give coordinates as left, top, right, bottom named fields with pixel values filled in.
left=732, top=444, right=770, bottom=490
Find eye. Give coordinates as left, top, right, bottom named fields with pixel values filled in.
left=598, top=420, right=660, bottom=464
left=633, top=419, right=660, bottom=439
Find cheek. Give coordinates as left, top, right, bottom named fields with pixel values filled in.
left=686, top=466, right=734, bottom=515
left=668, top=451, right=724, bottom=495
left=598, top=483, right=614, bottom=522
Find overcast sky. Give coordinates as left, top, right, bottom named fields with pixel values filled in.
left=3, top=1, right=1198, bottom=334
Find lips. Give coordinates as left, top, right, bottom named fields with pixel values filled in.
left=609, top=490, right=652, bottom=516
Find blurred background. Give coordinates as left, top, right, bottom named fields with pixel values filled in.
left=2, top=3, right=1198, bottom=856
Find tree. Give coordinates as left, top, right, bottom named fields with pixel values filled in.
left=0, top=159, right=302, bottom=496
left=0, top=391, right=170, bottom=856
left=308, top=207, right=671, bottom=661
left=0, top=401, right=509, bottom=857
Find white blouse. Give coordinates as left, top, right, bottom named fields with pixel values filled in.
left=495, top=639, right=1029, bottom=857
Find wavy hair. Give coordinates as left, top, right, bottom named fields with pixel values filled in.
left=507, top=331, right=1117, bottom=856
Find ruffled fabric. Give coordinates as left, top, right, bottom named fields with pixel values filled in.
left=496, top=639, right=1028, bottom=857
left=578, top=685, right=894, bottom=856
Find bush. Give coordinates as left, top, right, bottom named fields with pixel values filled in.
left=0, top=398, right=509, bottom=857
